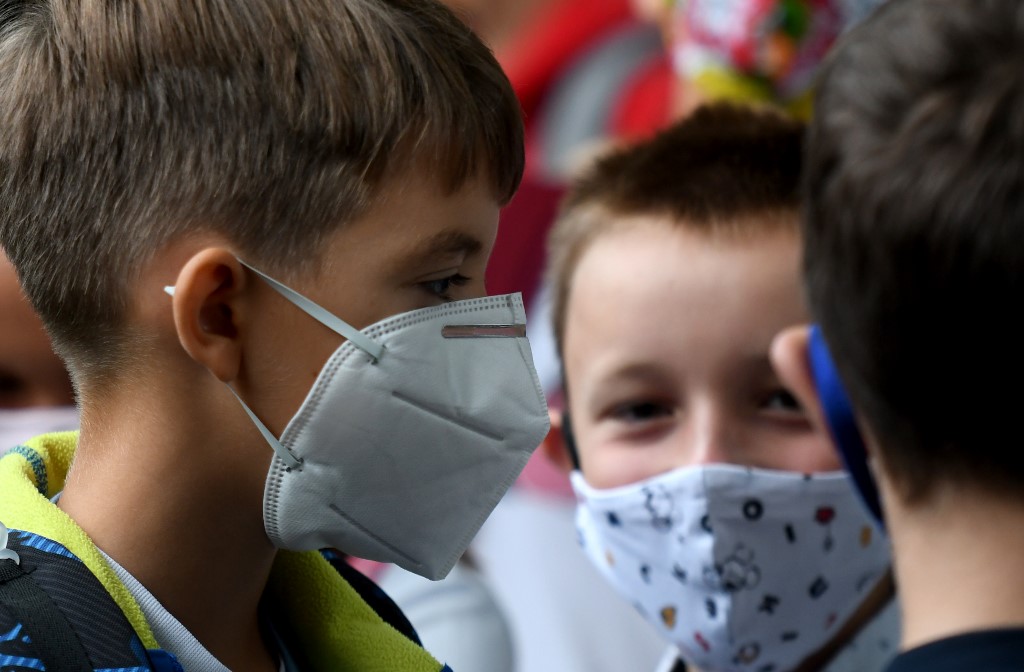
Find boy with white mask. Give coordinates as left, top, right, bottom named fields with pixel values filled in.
left=541, top=103, right=898, bottom=672
left=0, top=1, right=547, bottom=671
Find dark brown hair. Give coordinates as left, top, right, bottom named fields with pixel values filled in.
left=0, top=0, right=523, bottom=383
left=804, top=0, right=1024, bottom=502
left=547, top=102, right=804, bottom=352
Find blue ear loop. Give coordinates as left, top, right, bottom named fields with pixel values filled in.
left=808, top=325, right=885, bottom=529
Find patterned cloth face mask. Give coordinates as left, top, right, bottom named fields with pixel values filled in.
left=572, top=464, right=891, bottom=672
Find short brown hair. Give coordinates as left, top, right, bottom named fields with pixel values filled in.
left=0, top=0, right=523, bottom=384
left=804, top=0, right=1024, bottom=503
left=547, top=103, right=804, bottom=352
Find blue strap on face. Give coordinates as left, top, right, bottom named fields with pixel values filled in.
left=807, top=325, right=885, bottom=529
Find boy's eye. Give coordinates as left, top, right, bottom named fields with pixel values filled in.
left=0, top=371, right=27, bottom=406
left=762, top=389, right=803, bottom=413
left=0, top=372, right=24, bottom=395
left=419, top=274, right=470, bottom=302
left=611, top=401, right=673, bottom=423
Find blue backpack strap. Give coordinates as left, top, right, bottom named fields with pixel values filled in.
left=0, top=530, right=170, bottom=672
left=0, top=555, right=92, bottom=672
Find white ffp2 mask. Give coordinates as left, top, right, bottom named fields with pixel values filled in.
left=572, top=465, right=891, bottom=672
left=202, top=263, right=550, bottom=581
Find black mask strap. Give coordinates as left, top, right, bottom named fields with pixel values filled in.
left=558, top=363, right=582, bottom=471
left=561, top=409, right=581, bottom=471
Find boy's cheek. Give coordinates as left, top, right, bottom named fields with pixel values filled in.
left=577, top=422, right=843, bottom=488
left=576, top=440, right=676, bottom=490
left=755, top=430, right=844, bottom=474
left=540, top=409, right=575, bottom=473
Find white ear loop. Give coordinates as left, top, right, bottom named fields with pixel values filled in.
left=236, top=260, right=385, bottom=362
left=161, top=277, right=305, bottom=470
left=162, top=260, right=387, bottom=471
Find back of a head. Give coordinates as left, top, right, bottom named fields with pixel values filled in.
left=804, top=0, right=1024, bottom=503
left=548, top=102, right=804, bottom=353
left=0, top=0, right=523, bottom=388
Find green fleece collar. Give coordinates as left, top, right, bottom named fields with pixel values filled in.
left=0, top=432, right=443, bottom=672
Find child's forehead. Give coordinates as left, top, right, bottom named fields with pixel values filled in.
left=572, top=216, right=801, bottom=300
left=565, top=217, right=805, bottom=369
left=314, top=169, right=501, bottom=273
left=576, top=211, right=800, bottom=266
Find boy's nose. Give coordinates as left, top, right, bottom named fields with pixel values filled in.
left=686, top=402, right=736, bottom=467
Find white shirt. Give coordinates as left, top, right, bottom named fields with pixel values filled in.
left=98, top=548, right=293, bottom=672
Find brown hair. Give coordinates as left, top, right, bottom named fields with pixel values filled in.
left=547, top=103, right=804, bottom=352
left=0, top=0, right=523, bottom=384
left=805, top=0, right=1024, bottom=503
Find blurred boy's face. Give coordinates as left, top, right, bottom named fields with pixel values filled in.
left=0, top=254, right=74, bottom=408
left=563, top=218, right=838, bottom=489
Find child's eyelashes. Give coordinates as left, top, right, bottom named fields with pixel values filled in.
left=0, top=372, right=23, bottom=395
left=760, top=388, right=804, bottom=415
left=419, top=273, right=470, bottom=302
left=608, top=400, right=674, bottom=424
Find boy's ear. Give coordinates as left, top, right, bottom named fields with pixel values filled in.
left=541, top=408, right=575, bottom=474
left=168, top=249, right=247, bottom=383
left=770, top=325, right=830, bottom=438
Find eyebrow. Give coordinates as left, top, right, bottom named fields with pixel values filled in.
left=733, top=354, right=788, bottom=389
left=399, top=230, right=483, bottom=271
left=597, top=354, right=777, bottom=388
left=743, top=354, right=777, bottom=375
left=600, top=362, right=675, bottom=386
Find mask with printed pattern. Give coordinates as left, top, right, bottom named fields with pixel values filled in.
left=572, top=464, right=890, bottom=671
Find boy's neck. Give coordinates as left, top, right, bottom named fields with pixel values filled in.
left=58, top=377, right=279, bottom=672
left=885, top=479, right=1024, bottom=651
